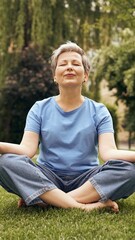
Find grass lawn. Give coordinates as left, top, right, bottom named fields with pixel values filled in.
left=0, top=187, right=135, bottom=240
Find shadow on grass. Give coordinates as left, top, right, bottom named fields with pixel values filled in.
left=1, top=195, right=135, bottom=218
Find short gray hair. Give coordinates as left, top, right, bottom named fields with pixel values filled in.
left=51, top=41, right=90, bottom=76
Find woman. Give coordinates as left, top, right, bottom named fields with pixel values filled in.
left=0, top=41, right=135, bottom=212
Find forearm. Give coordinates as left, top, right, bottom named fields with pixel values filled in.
left=0, top=142, right=35, bottom=158
left=103, top=149, right=135, bottom=163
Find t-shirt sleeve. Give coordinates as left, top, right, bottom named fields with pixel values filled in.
left=24, top=102, right=41, bottom=134
left=96, top=104, right=114, bottom=135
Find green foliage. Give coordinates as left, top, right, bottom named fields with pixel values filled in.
left=93, top=38, right=135, bottom=136
left=108, top=0, right=135, bottom=30
left=96, top=39, right=135, bottom=100
left=123, top=102, right=135, bottom=144
left=82, top=85, right=91, bottom=99
left=1, top=0, right=134, bottom=55
left=0, top=0, right=53, bottom=52
left=31, top=0, right=53, bottom=47
left=0, top=0, right=135, bottom=141
left=0, top=0, right=135, bottom=83
left=0, top=46, right=58, bottom=143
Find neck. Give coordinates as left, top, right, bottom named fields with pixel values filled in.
left=55, top=89, right=85, bottom=112
left=60, top=86, right=83, bottom=101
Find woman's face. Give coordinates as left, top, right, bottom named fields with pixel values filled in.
left=54, top=51, right=88, bottom=88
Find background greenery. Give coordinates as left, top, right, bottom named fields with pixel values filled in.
left=0, top=0, right=135, bottom=145
left=0, top=2, right=135, bottom=239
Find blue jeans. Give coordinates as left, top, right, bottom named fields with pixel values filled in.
left=0, top=154, right=135, bottom=205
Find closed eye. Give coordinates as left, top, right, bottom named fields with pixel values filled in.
left=73, top=63, right=80, bottom=66
left=72, top=61, right=82, bottom=66
left=59, top=64, right=66, bottom=66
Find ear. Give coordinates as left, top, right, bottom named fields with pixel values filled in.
left=84, top=73, right=89, bottom=83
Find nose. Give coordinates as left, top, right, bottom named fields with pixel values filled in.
left=66, top=63, right=73, bottom=70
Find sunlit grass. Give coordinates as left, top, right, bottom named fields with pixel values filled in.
left=1, top=187, right=135, bottom=240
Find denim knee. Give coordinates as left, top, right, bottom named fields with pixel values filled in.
left=0, top=154, right=12, bottom=172
left=108, top=160, right=135, bottom=182
left=0, top=153, right=26, bottom=175
left=90, top=160, right=135, bottom=201
left=123, top=161, right=135, bottom=183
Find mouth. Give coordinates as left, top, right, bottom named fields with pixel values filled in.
left=64, top=74, right=76, bottom=77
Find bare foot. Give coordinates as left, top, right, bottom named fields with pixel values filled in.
left=18, top=198, right=26, bottom=208
left=17, top=198, right=48, bottom=208
left=81, top=199, right=119, bottom=213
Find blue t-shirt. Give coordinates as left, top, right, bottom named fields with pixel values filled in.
left=25, top=97, right=114, bottom=175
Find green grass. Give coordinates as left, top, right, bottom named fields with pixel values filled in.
left=1, top=188, right=135, bottom=240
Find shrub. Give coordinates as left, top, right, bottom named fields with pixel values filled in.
left=0, top=46, right=58, bottom=143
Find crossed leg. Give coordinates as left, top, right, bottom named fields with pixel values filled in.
left=18, top=180, right=119, bottom=213
left=68, top=180, right=102, bottom=203
left=67, top=180, right=119, bottom=212
left=39, top=185, right=119, bottom=212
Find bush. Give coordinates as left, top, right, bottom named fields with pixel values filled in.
left=0, top=46, right=58, bottom=143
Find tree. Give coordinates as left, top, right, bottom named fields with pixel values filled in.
left=93, top=38, right=135, bottom=147
left=0, top=0, right=134, bottom=77
left=92, top=0, right=135, bottom=47
left=0, top=0, right=55, bottom=83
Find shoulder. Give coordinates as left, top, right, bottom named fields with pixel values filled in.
left=85, top=97, right=112, bottom=128
left=34, top=96, right=53, bottom=108
left=85, top=97, right=108, bottom=113
left=85, top=98, right=113, bottom=133
left=27, top=97, right=54, bottom=120
left=30, top=97, right=54, bottom=112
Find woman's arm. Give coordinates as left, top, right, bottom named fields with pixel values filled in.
left=0, top=131, right=39, bottom=158
left=98, top=133, right=135, bottom=162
